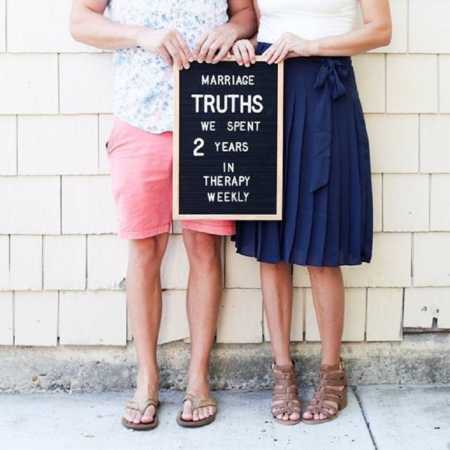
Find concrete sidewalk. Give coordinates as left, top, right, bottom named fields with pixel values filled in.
left=1, top=386, right=448, bottom=450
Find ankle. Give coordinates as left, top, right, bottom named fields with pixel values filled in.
left=186, top=372, right=210, bottom=392
left=273, top=356, right=293, bottom=368
left=137, top=369, right=160, bottom=388
left=188, top=361, right=209, bottom=380
left=320, top=356, right=342, bottom=368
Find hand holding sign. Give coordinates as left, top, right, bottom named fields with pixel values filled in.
left=195, top=24, right=239, bottom=64
left=136, top=28, right=193, bottom=69
left=232, top=39, right=257, bottom=67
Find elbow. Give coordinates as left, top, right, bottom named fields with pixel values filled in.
left=380, top=27, right=392, bottom=47
left=69, top=11, right=85, bottom=43
left=70, top=24, right=82, bottom=43
left=377, top=23, right=392, bottom=47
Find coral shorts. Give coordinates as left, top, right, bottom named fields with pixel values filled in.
left=106, top=118, right=235, bottom=240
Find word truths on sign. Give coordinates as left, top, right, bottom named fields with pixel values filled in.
left=191, top=94, right=264, bottom=114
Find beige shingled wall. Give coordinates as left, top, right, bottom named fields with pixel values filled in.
left=0, top=0, right=449, bottom=348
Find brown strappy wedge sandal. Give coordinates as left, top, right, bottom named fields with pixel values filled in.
left=176, top=393, right=217, bottom=428
left=302, top=359, right=348, bottom=425
left=271, top=361, right=302, bottom=425
left=121, top=397, right=160, bottom=431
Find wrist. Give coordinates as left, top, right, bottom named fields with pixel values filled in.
left=223, top=23, right=240, bottom=40
left=308, top=39, right=321, bottom=56
left=134, top=27, right=147, bottom=48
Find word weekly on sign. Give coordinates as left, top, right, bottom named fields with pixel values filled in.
left=173, top=57, right=284, bottom=220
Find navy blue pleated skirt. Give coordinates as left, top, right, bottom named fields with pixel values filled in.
left=234, top=43, right=373, bottom=267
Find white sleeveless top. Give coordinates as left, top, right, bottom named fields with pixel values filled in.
left=258, top=0, right=358, bottom=43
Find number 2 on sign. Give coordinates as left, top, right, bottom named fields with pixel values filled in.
left=193, top=138, right=205, bottom=157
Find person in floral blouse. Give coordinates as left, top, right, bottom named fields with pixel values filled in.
left=71, top=0, right=256, bottom=430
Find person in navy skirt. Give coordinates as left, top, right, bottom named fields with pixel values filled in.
left=232, top=0, right=392, bottom=425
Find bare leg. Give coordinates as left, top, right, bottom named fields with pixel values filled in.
left=261, top=262, right=293, bottom=366
left=302, top=266, right=345, bottom=421
left=124, top=234, right=169, bottom=425
left=260, top=262, right=300, bottom=422
left=181, top=229, right=222, bottom=422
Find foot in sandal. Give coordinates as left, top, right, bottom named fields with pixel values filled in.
left=122, top=397, right=160, bottom=430
left=302, top=359, right=348, bottom=424
left=177, top=379, right=217, bottom=428
left=271, top=361, right=302, bottom=425
left=122, top=374, right=160, bottom=430
left=177, top=392, right=217, bottom=428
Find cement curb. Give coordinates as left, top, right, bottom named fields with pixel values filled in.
left=1, top=334, right=449, bottom=392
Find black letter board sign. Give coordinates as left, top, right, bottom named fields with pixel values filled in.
left=173, top=58, right=283, bottom=220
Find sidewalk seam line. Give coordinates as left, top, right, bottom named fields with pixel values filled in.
left=352, top=386, right=378, bottom=450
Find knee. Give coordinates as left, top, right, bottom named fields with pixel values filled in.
left=129, top=236, right=166, bottom=271
left=184, top=232, right=221, bottom=267
left=307, top=265, right=340, bottom=280
left=261, top=261, right=290, bottom=275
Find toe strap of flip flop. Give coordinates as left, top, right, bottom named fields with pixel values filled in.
left=183, top=393, right=217, bottom=411
left=126, top=398, right=159, bottom=415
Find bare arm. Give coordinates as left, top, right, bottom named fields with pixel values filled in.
left=247, top=0, right=260, bottom=47
left=70, top=0, right=256, bottom=67
left=263, top=0, right=392, bottom=63
left=312, top=0, right=392, bottom=56
left=70, top=0, right=141, bottom=49
left=70, top=0, right=193, bottom=68
left=227, top=0, right=258, bottom=41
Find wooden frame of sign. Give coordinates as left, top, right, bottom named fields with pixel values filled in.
left=173, top=57, right=284, bottom=220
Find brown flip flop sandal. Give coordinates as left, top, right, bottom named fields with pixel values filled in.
left=302, top=359, right=348, bottom=425
left=176, top=393, right=217, bottom=428
left=121, top=398, right=160, bottom=431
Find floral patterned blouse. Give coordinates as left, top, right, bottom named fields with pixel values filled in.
left=108, top=0, right=229, bottom=134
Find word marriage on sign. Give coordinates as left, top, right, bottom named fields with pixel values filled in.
left=173, top=57, right=284, bottom=220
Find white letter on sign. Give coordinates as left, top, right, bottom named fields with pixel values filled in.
left=193, top=138, right=205, bottom=157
